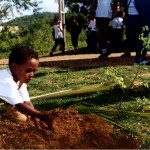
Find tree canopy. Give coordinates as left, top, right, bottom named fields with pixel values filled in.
left=65, top=0, right=92, bottom=8
left=0, top=0, right=39, bottom=20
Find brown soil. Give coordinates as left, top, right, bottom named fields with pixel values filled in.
left=0, top=108, right=142, bottom=149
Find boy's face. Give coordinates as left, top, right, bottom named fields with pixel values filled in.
left=57, top=20, right=60, bottom=25
left=12, top=58, right=39, bottom=83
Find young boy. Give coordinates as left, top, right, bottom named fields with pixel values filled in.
left=49, top=18, right=65, bottom=56
left=0, top=45, right=47, bottom=126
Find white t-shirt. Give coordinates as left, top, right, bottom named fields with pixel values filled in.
left=0, top=68, right=30, bottom=105
left=88, top=19, right=97, bottom=31
left=53, top=25, right=63, bottom=39
left=96, top=0, right=112, bottom=18
left=128, top=0, right=139, bottom=15
left=110, top=17, right=123, bottom=29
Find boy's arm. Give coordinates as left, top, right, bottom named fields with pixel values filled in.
left=90, top=0, right=97, bottom=13
left=15, top=102, right=44, bottom=119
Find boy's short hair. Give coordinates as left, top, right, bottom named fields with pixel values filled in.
left=9, top=45, right=39, bottom=67
left=117, top=11, right=123, bottom=17
left=54, top=18, right=59, bottom=23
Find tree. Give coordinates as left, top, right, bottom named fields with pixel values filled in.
left=0, top=0, right=39, bottom=20
left=65, top=0, right=92, bottom=8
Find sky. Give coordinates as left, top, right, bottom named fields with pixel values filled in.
left=3, top=0, right=59, bottom=22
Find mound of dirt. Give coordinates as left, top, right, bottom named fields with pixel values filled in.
left=0, top=108, right=141, bottom=149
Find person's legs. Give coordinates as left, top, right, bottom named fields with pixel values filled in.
left=59, top=38, right=65, bottom=54
left=134, top=39, right=142, bottom=64
left=86, top=30, right=92, bottom=51
left=71, top=32, right=78, bottom=50
left=50, top=39, right=59, bottom=56
left=121, top=15, right=141, bottom=57
left=96, top=17, right=110, bottom=58
left=91, top=31, right=98, bottom=51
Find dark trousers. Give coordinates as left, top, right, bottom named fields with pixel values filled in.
left=96, top=17, right=110, bottom=55
left=125, top=15, right=141, bottom=53
left=87, top=30, right=97, bottom=51
left=71, top=32, right=79, bottom=49
left=111, top=29, right=123, bottom=52
left=52, top=38, right=65, bottom=52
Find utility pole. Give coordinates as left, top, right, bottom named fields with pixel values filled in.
left=58, top=0, right=66, bottom=42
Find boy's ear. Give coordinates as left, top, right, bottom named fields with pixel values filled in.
left=10, top=63, right=17, bottom=69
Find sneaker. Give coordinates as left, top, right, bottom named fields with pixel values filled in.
left=140, top=61, right=149, bottom=65
left=102, top=49, right=107, bottom=55
left=120, top=52, right=131, bottom=57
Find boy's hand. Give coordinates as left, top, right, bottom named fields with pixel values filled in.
left=41, top=111, right=54, bottom=130
left=33, top=117, right=48, bottom=129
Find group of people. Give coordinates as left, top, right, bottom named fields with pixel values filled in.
left=89, top=0, right=150, bottom=65
left=49, top=16, right=81, bottom=56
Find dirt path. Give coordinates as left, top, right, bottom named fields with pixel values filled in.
left=0, top=52, right=135, bottom=64
left=0, top=52, right=139, bottom=68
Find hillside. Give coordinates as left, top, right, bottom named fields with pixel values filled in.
left=5, top=12, right=59, bottom=27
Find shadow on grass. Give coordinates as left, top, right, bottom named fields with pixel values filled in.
left=39, top=56, right=135, bottom=69
left=39, top=46, right=135, bottom=70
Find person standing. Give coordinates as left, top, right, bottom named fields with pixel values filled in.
left=90, top=0, right=113, bottom=59
left=134, top=0, right=150, bottom=65
left=69, top=16, right=81, bottom=51
left=121, top=0, right=141, bottom=57
left=49, top=18, right=65, bottom=56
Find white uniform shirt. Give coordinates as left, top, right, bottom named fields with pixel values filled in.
left=96, top=0, right=112, bottom=18
left=0, top=68, right=30, bottom=105
left=128, top=0, right=139, bottom=15
left=53, top=25, right=63, bottom=39
left=88, top=19, right=97, bottom=31
left=110, top=17, right=123, bottom=29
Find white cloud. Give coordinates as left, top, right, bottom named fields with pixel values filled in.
left=38, top=0, right=58, bottom=12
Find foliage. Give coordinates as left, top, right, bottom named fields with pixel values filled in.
left=139, top=26, right=150, bottom=51
left=0, top=0, right=39, bottom=20
left=0, top=11, right=88, bottom=57
left=65, top=0, right=93, bottom=8
left=5, top=12, right=59, bottom=27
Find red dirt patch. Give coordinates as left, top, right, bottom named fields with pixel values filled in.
left=0, top=108, right=141, bottom=149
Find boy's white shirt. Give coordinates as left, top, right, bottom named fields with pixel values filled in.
left=110, top=17, right=123, bottom=29
left=96, top=0, right=112, bottom=18
left=53, top=24, right=63, bottom=39
left=128, top=0, right=139, bottom=15
left=88, top=19, right=97, bottom=31
left=0, top=68, right=30, bottom=105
